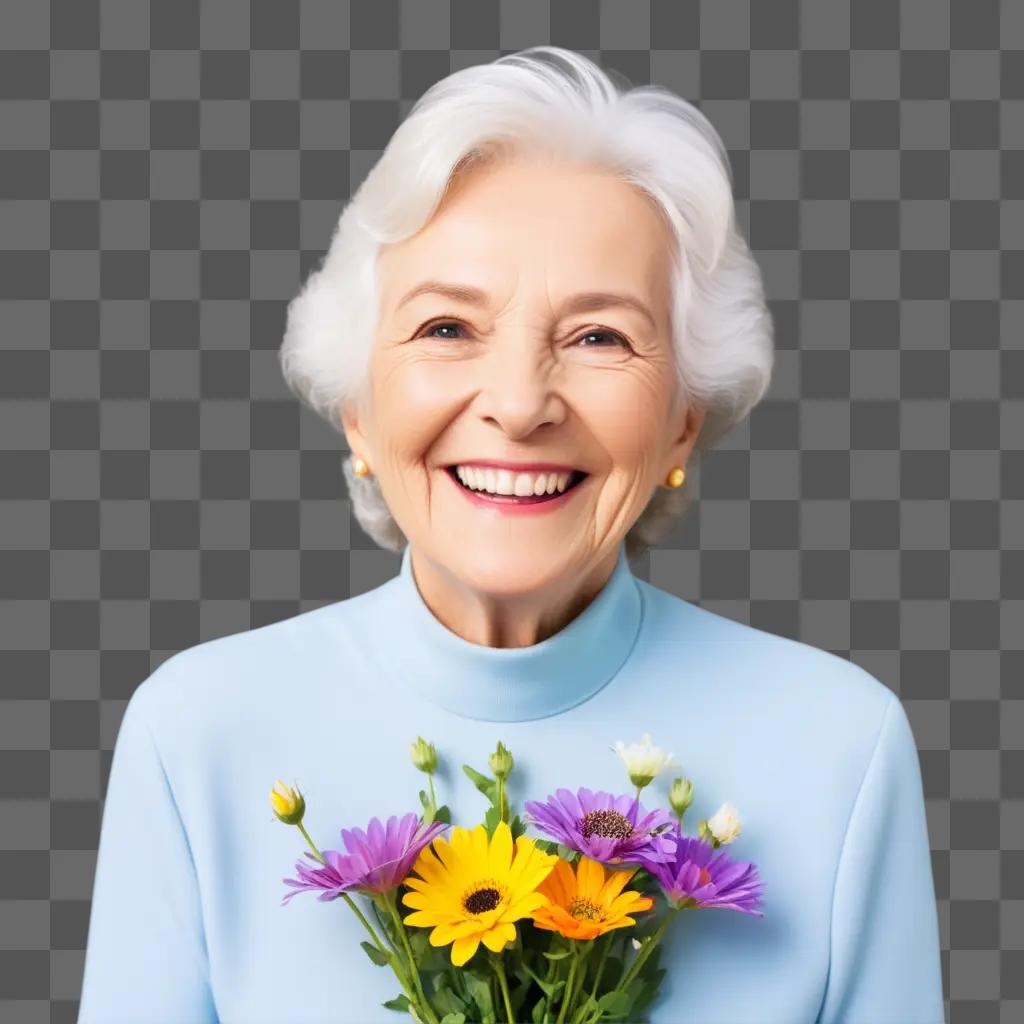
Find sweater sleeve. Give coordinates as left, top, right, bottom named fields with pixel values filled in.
left=78, top=688, right=218, bottom=1023
left=816, top=694, right=945, bottom=1024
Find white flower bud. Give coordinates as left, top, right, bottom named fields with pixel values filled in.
left=706, top=802, right=742, bottom=845
left=611, top=732, right=679, bottom=789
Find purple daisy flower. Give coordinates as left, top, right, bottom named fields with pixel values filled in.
left=645, top=832, right=765, bottom=916
left=281, top=812, right=447, bottom=905
left=523, top=786, right=678, bottom=867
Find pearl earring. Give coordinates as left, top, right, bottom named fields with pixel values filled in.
left=665, top=467, right=685, bottom=488
left=352, top=456, right=371, bottom=478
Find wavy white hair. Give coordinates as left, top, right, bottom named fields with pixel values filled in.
left=279, top=47, right=774, bottom=561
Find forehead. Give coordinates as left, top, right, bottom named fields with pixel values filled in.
left=376, top=156, right=674, bottom=311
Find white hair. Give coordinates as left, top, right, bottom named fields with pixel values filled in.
left=279, top=46, right=774, bottom=560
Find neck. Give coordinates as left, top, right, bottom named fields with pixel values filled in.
left=377, top=535, right=643, bottom=722
left=408, top=546, right=621, bottom=649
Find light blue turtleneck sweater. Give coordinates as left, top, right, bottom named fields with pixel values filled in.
left=78, top=541, right=945, bottom=1023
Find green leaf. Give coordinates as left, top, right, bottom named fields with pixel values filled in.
left=596, top=989, right=633, bottom=1018
left=601, top=955, right=624, bottom=989
left=371, top=900, right=397, bottom=945
left=406, top=926, right=428, bottom=953
left=418, top=788, right=435, bottom=823
left=360, top=940, right=391, bottom=967
left=539, top=978, right=565, bottom=1001
left=382, top=994, right=411, bottom=1013
left=483, top=804, right=501, bottom=835
left=462, top=763, right=499, bottom=803
left=542, top=948, right=571, bottom=961
left=630, top=966, right=666, bottom=1016
left=462, top=968, right=495, bottom=1019
left=439, top=1014, right=466, bottom=1024
left=431, top=984, right=468, bottom=1017
left=407, top=926, right=448, bottom=970
left=509, top=813, right=527, bottom=840
left=433, top=803, right=452, bottom=824
left=517, top=954, right=554, bottom=997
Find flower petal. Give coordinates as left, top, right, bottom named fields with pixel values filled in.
left=450, top=934, right=481, bottom=967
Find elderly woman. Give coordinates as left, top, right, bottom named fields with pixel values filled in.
left=78, top=48, right=944, bottom=1023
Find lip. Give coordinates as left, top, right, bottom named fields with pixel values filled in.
left=444, top=465, right=588, bottom=516
left=446, top=459, right=585, bottom=474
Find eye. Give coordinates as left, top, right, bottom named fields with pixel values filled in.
left=420, top=320, right=467, bottom=340
left=574, top=329, right=632, bottom=351
left=414, top=319, right=632, bottom=351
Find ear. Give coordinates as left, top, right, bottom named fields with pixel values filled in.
left=339, top=395, right=370, bottom=462
left=669, top=401, right=707, bottom=469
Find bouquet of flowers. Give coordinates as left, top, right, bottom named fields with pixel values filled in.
left=270, top=733, right=764, bottom=1024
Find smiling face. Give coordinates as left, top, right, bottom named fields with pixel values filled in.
left=342, top=152, right=705, bottom=597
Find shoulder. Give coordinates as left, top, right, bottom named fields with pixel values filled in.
left=635, top=577, right=898, bottom=730
left=125, top=585, right=383, bottom=751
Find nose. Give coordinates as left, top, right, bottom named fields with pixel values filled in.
left=475, top=341, right=567, bottom=440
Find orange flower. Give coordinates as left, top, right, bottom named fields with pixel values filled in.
left=529, top=856, right=654, bottom=941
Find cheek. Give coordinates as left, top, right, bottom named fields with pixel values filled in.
left=573, top=371, right=670, bottom=466
left=373, top=359, right=472, bottom=460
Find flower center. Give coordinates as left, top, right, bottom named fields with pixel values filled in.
left=569, top=896, right=602, bottom=921
left=580, top=809, right=635, bottom=840
left=463, top=885, right=502, bottom=915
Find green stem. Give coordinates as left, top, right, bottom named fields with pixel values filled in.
left=294, top=826, right=430, bottom=1019
left=296, top=821, right=324, bottom=863
left=384, top=892, right=440, bottom=1024
left=340, top=892, right=388, bottom=955
left=540, top=938, right=558, bottom=1024
left=367, top=899, right=423, bottom=1018
left=543, top=936, right=559, bottom=984
left=556, top=946, right=579, bottom=1024
left=567, top=941, right=594, bottom=1022
left=611, top=907, right=682, bottom=1003
left=293, top=824, right=398, bottom=988
left=296, top=824, right=411, bottom=1002
left=573, top=933, right=612, bottom=1024
left=427, top=773, right=437, bottom=815
left=511, top=932, right=527, bottom=981
left=490, top=950, right=515, bottom=1024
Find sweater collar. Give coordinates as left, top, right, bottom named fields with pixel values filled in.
left=382, top=540, right=643, bottom=722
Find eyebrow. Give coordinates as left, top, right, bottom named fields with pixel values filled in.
left=395, top=280, right=657, bottom=329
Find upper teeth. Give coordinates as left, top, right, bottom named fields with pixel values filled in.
left=455, top=466, right=575, bottom=496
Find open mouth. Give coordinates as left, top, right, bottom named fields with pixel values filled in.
left=445, top=466, right=589, bottom=504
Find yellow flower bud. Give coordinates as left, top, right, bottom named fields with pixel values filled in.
left=269, top=779, right=306, bottom=825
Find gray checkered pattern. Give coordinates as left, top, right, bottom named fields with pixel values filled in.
left=2, top=0, right=1021, bottom=1021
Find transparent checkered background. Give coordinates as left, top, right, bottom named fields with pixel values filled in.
left=2, top=1, right=1022, bottom=1021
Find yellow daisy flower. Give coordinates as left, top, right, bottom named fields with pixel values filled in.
left=400, top=819, right=558, bottom=966
left=530, top=856, right=654, bottom=941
